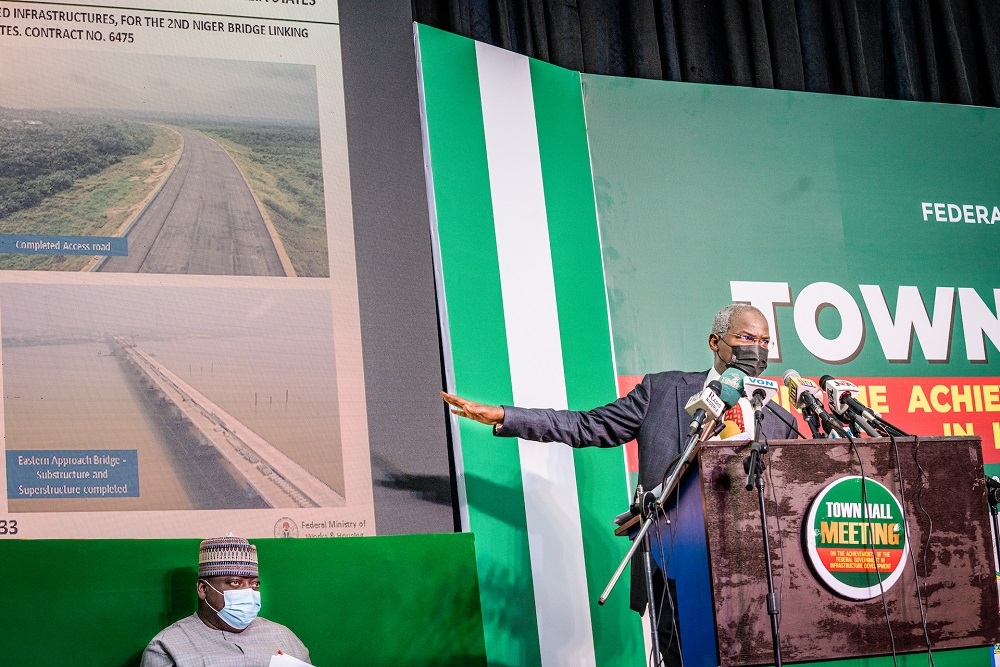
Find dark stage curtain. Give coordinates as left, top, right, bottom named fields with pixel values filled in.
left=412, top=0, right=1000, bottom=107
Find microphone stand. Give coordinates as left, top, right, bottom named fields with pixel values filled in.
left=803, top=412, right=823, bottom=439
left=871, top=415, right=910, bottom=437
left=831, top=399, right=882, bottom=437
left=848, top=410, right=879, bottom=437
left=599, top=415, right=724, bottom=665
left=639, top=488, right=662, bottom=663
left=838, top=408, right=878, bottom=437
left=838, top=393, right=910, bottom=437
left=814, top=408, right=851, bottom=439
left=743, top=403, right=782, bottom=667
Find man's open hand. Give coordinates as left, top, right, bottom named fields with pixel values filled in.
left=441, top=391, right=504, bottom=426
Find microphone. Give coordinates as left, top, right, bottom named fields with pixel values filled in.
left=717, top=368, right=748, bottom=439
left=717, top=367, right=747, bottom=409
left=743, top=376, right=779, bottom=437
left=684, top=380, right=725, bottom=437
left=818, top=375, right=880, bottom=436
left=741, top=377, right=777, bottom=490
left=744, top=376, right=778, bottom=412
left=819, top=375, right=881, bottom=421
left=817, top=374, right=910, bottom=438
left=782, top=370, right=848, bottom=438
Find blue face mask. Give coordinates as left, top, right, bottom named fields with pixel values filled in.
left=205, top=581, right=261, bottom=630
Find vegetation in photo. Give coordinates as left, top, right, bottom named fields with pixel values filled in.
left=0, top=109, right=154, bottom=217
left=0, top=109, right=178, bottom=271
left=0, top=108, right=328, bottom=276
left=196, top=123, right=328, bottom=278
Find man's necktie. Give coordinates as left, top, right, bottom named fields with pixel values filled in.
left=723, top=403, right=745, bottom=432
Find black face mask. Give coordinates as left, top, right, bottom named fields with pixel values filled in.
left=726, top=343, right=768, bottom=377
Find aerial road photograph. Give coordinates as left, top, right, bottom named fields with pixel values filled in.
left=0, top=48, right=330, bottom=277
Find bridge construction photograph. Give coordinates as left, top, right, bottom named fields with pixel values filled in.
left=0, top=282, right=347, bottom=513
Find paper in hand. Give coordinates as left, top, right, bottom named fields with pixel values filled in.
left=269, top=652, right=310, bottom=666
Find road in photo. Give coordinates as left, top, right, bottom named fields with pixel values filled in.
left=96, top=126, right=286, bottom=275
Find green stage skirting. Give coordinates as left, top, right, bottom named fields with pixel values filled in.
left=0, top=533, right=486, bottom=666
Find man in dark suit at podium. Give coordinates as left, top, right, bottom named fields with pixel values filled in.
left=442, top=303, right=798, bottom=666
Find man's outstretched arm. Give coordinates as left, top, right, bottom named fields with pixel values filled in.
left=442, top=377, right=651, bottom=449
left=441, top=391, right=505, bottom=426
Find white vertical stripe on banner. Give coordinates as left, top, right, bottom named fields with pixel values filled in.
left=476, top=42, right=597, bottom=667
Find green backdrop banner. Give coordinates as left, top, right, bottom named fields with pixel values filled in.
left=580, top=73, right=1000, bottom=667
left=584, top=75, right=1000, bottom=467
left=418, top=22, right=1000, bottom=667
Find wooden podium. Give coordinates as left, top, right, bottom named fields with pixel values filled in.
left=658, top=436, right=1000, bottom=666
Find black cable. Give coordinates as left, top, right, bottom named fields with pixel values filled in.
left=650, top=514, right=670, bottom=667
left=750, top=408, right=785, bottom=625
left=912, top=437, right=936, bottom=662
left=652, top=487, right=682, bottom=667
left=845, top=432, right=898, bottom=667
left=766, top=410, right=802, bottom=629
left=742, top=408, right=784, bottom=666
left=763, top=437, right=786, bottom=631
left=667, top=480, right=683, bottom=667
left=888, top=433, right=935, bottom=667
left=872, top=414, right=911, bottom=438
left=647, top=459, right=684, bottom=667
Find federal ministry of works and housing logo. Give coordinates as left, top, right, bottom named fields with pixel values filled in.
left=804, top=476, right=909, bottom=600
left=274, top=517, right=299, bottom=538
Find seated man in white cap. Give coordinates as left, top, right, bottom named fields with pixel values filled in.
left=141, top=535, right=311, bottom=666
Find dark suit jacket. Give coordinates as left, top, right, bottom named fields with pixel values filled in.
left=495, top=369, right=798, bottom=612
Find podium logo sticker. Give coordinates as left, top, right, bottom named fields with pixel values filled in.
left=805, top=476, right=909, bottom=600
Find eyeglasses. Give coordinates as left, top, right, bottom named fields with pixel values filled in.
left=722, top=332, right=774, bottom=350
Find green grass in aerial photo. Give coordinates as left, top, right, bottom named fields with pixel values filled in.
left=0, top=109, right=179, bottom=271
